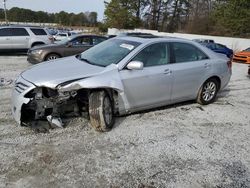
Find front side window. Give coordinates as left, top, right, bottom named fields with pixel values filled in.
left=132, top=43, right=170, bottom=67
left=80, top=39, right=141, bottom=67
left=11, top=28, right=29, bottom=36
left=30, top=28, right=47, bottom=35
left=173, top=42, right=209, bottom=63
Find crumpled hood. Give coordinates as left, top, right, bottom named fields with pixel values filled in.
left=21, top=56, right=105, bottom=88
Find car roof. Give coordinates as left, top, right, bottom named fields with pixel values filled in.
left=114, top=36, right=193, bottom=44
left=72, top=34, right=107, bottom=38
left=0, top=25, right=45, bottom=29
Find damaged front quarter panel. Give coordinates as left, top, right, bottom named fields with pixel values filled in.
left=16, top=64, right=130, bottom=128
left=57, top=64, right=130, bottom=113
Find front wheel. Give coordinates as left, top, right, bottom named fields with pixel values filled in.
left=89, top=91, right=114, bottom=132
left=197, top=78, right=219, bottom=105
left=45, top=53, right=60, bottom=61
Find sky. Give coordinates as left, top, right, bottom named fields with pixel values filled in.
left=3, top=0, right=106, bottom=21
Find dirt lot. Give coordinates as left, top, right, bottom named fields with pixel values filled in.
left=0, top=56, right=249, bottom=188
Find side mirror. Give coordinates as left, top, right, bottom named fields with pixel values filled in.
left=127, top=61, right=144, bottom=70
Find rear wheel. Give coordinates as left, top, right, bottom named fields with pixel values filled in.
left=45, top=53, right=60, bottom=61
left=88, top=91, right=114, bottom=132
left=197, top=78, right=219, bottom=105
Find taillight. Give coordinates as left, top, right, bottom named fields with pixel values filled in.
left=227, top=57, right=232, bottom=69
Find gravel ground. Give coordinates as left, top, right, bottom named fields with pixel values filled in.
left=0, top=56, right=249, bottom=188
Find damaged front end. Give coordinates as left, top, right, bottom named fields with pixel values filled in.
left=12, top=63, right=126, bottom=130
left=21, top=86, right=89, bottom=128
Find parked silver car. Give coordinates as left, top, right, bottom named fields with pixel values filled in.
left=0, top=25, right=53, bottom=52
left=11, top=37, right=232, bottom=132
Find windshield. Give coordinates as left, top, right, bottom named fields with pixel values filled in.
left=80, top=39, right=141, bottom=67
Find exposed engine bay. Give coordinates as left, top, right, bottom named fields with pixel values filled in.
left=21, top=87, right=94, bottom=128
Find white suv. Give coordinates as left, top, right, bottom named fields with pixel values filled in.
left=0, top=26, right=53, bottom=52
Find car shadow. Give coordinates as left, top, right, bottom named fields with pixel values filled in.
left=112, top=100, right=197, bottom=130
left=217, top=87, right=231, bottom=98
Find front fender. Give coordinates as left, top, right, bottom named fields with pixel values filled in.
left=58, top=65, right=131, bottom=112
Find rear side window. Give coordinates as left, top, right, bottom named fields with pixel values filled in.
left=0, top=28, right=29, bottom=36
left=172, top=42, right=209, bottom=63
left=11, top=28, right=29, bottom=36
left=71, top=36, right=92, bottom=45
left=0, top=28, right=12, bottom=36
left=30, top=28, right=47, bottom=35
left=93, top=37, right=107, bottom=45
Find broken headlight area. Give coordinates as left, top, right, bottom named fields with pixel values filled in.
left=21, top=87, right=88, bottom=128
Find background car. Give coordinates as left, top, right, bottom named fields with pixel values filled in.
left=203, top=43, right=233, bottom=58
left=0, top=25, right=53, bottom=53
left=233, top=47, right=250, bottom=64
left=12, top=37, right=232, bottom=132
left=54, top=32, right=75, bottom=41
left=27, top=34, right=108, bottom=64
left=192, top=39, right=215, bottom=44
left=117, top=32, right=157, bottom=38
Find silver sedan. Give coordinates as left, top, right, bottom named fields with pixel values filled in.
left=11, top=37, right=231, bottom=132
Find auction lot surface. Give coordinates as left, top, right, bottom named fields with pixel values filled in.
left=0, top=56, right=249, bottom=188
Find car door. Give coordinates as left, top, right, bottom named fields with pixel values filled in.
left=0, top=28, right=13, bottom=50
left=120, top=42, right=173, bottom=110
left=169, top=42, right=212, bottom=102
left=64, top=36, right=93, bottom=56
left=11, top=28, right=30, bottom=49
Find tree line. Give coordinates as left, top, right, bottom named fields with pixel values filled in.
left=0, top=7, right=98, bottom=26
left=103, top=0, right=250, bottom=37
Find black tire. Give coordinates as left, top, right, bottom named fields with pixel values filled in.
left=88, top=91, right=114, bottom=132
left=45, top=53, right=60, bottom=61
left=197, top=78, right=219, bottom=105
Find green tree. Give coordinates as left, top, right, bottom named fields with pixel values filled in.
left=212, top=0, right=250, bottom=37
left=4, top=7, right=97, bottom=27
left=104, top=0, right=141, bottom=29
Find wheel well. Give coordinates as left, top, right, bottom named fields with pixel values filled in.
left=44, top=53, right=61, bottom=60
left=31, top=42, right=45, bottom=47
left=78, top=88, right=119, bottom=113
left=206, top=76, right=221, bottom=90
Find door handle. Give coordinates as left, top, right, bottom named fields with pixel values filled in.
left=204, top=63, right=211, bottom=68
left=5, top=38, right=10, bottom=40
left=164, top=69, right=172, bottom=74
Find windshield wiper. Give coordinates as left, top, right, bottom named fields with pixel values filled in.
left=80, top=57, right=92, bottom=64
left=78, top=56, right=106, bottom=67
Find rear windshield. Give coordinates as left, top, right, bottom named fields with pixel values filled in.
left=30, top=28, right=47, bottom=35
